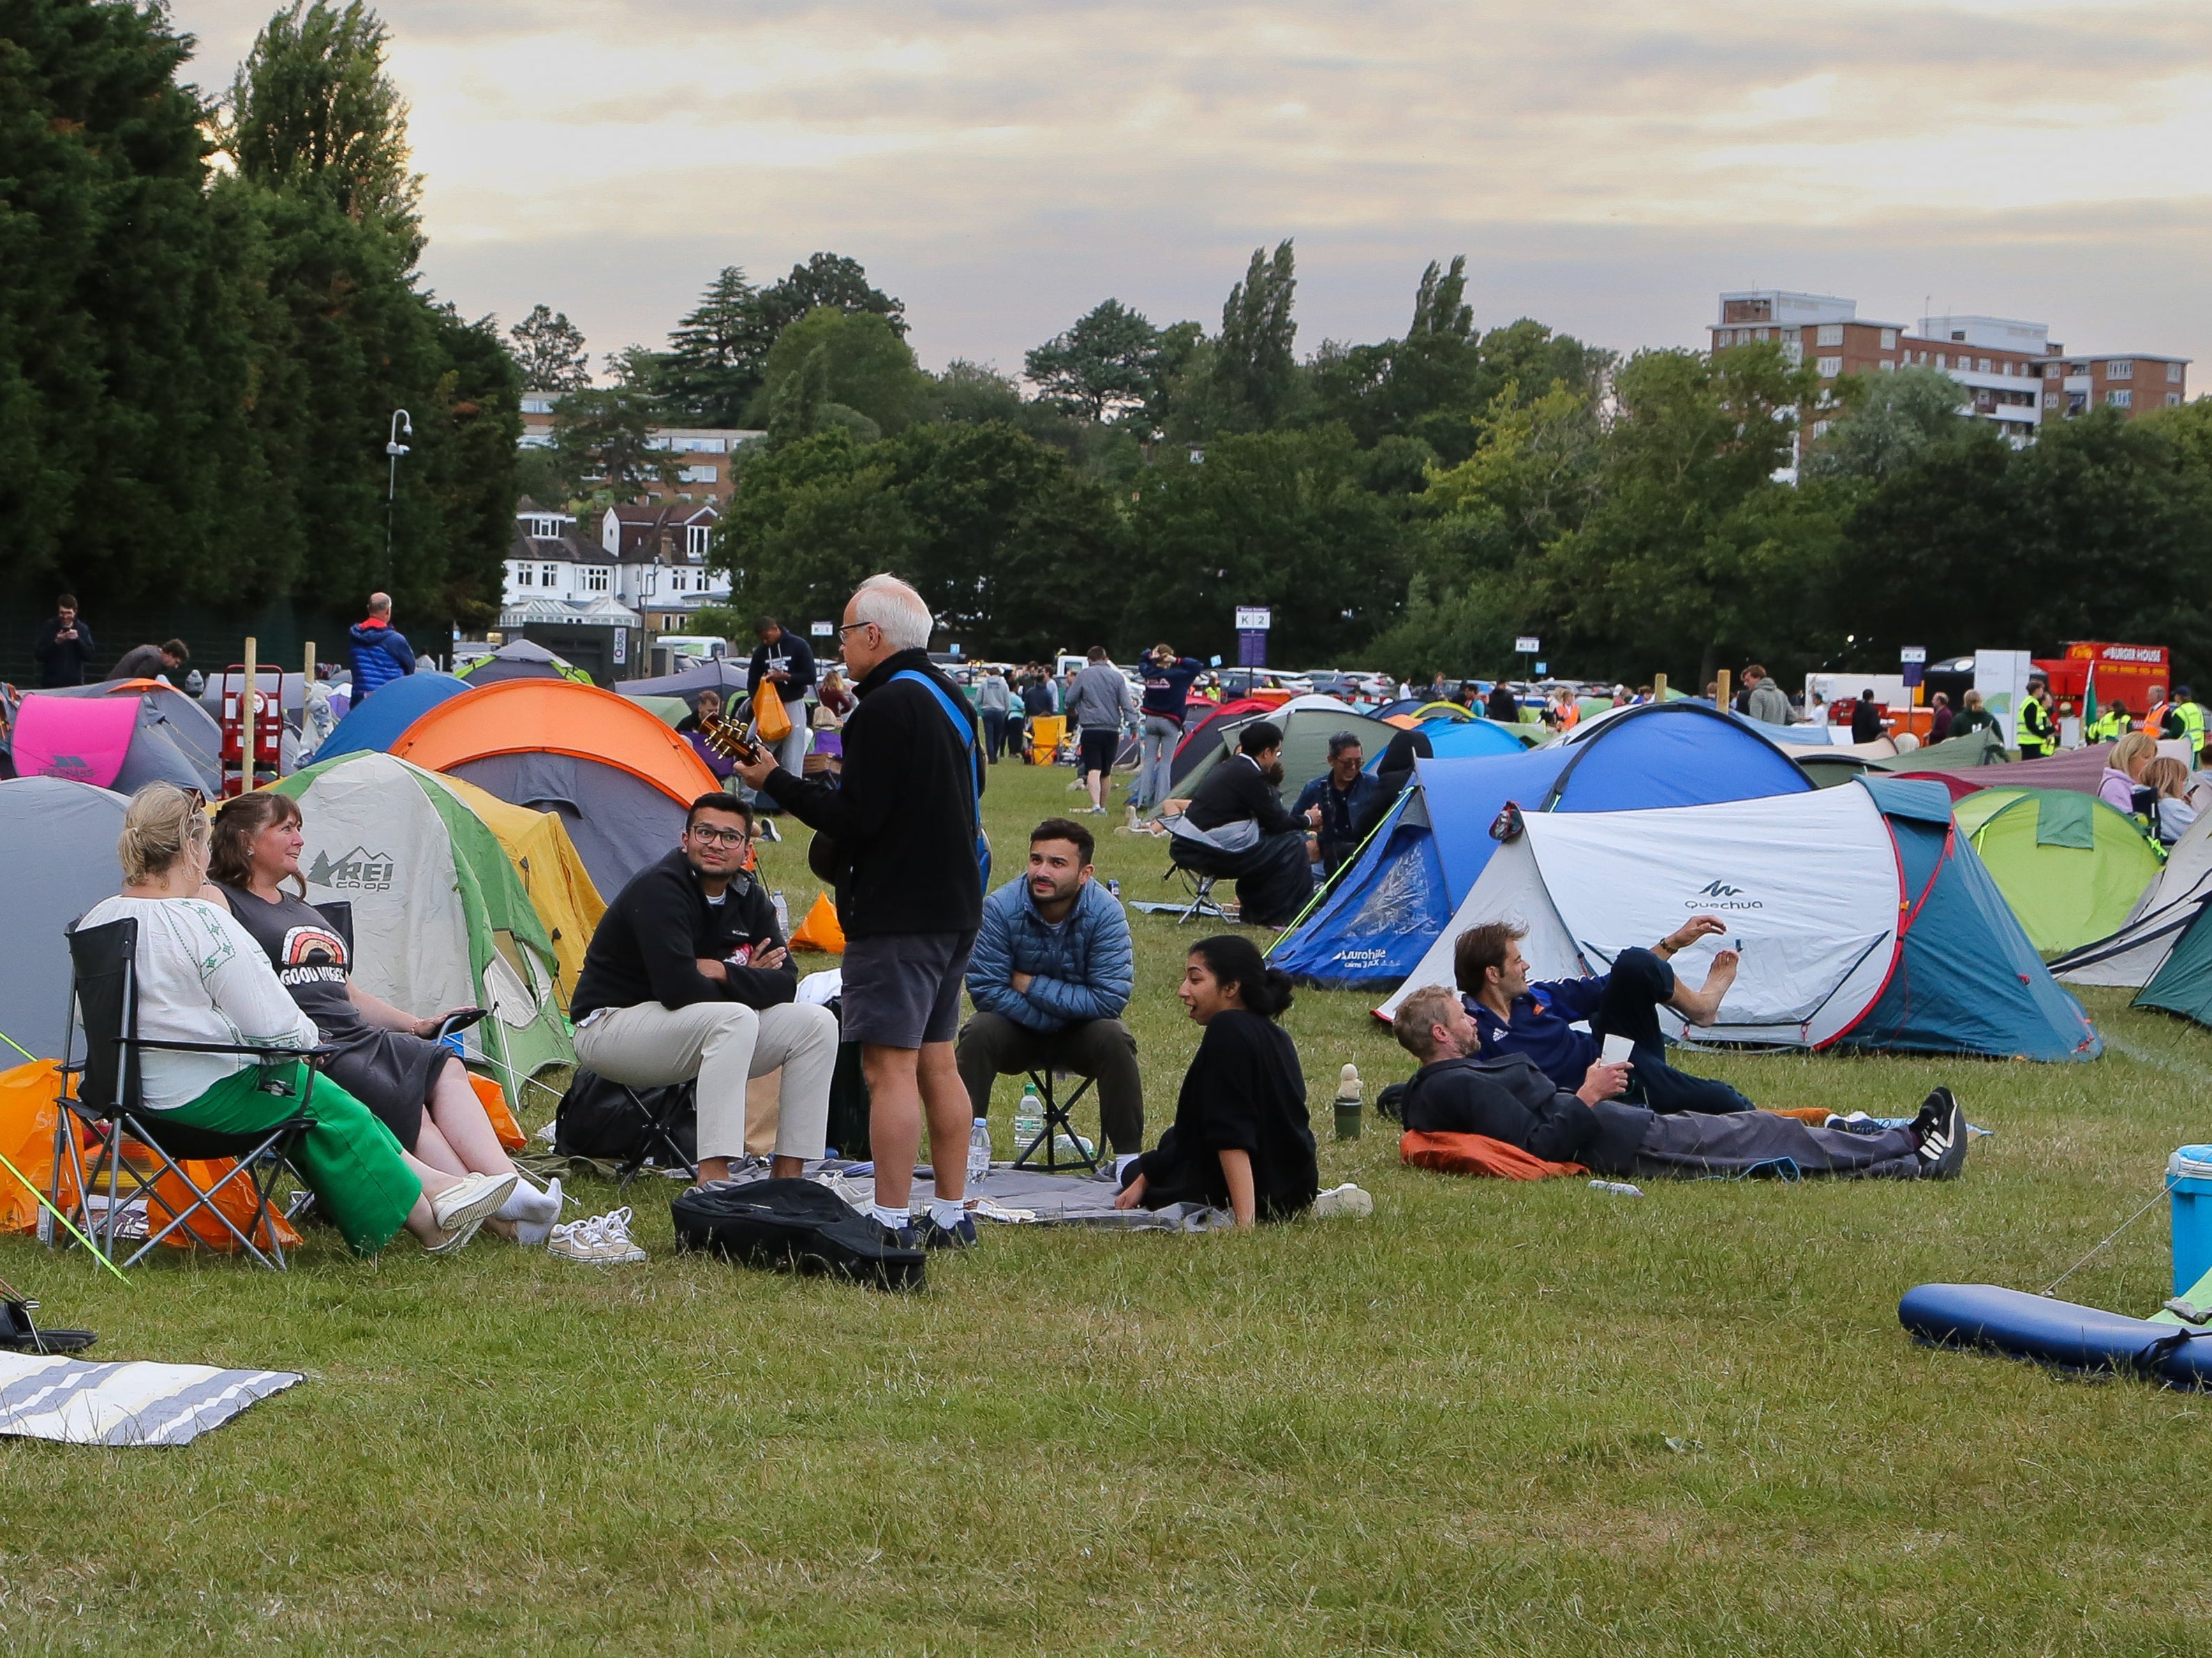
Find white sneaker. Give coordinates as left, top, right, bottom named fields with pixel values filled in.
left=547, top=1207, right=647, bottom=1265
left=424, top=1171, right=518, bottom=1254
left=1310, top=1183, right=1374, bottom=1220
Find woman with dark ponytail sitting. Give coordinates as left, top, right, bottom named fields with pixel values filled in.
left=1115, top=934, right=1319, bottom=1226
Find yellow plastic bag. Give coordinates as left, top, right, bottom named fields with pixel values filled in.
left=752, top=681, right=793, bottom=743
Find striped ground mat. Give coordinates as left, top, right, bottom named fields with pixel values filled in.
left=0, top=1351, right=302, bottom=1446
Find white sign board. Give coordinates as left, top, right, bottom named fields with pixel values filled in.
left=1235, top=607, right=1272, bottom=631
left=1900, top=646, right=1927, bottom=665
left=1973, top=648, right=2034, bottom=749
left=810, top=621, right=833, bottom=637
left=1515, top=636, right=1541, bottom=655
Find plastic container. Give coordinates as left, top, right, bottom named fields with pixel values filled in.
left=2171, top=1149, right=2212, bottom=1294
left=967, top=1118, right=991, bottom=1197
left=1014, top=1084, right=1044, bottom=1157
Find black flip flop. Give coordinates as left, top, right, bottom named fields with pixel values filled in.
left=0, top=1296, right=97, bottom=1356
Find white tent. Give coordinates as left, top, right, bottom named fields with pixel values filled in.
left=2054, top=808, right=2212, bottom=988
left=1377, top=786, right=1903, bottom=1049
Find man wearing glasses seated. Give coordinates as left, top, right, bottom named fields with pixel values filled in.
left=571, top=792, right=838, bottom=1185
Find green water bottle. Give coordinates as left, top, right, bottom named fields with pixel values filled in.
left=1334, top=1063, right=1363, bottom=1141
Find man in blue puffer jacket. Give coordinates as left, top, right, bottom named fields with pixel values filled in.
left=348, top=592, right=417, bottom=699
left=956, top=816, right=1144, bottom=1160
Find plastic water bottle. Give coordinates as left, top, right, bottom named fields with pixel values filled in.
left=771, top=889, right=790, bottom=935
left=1588, top=1180, right=1645, bottom=1198
left=967, top=1117, right=992, bottom=1197
left=1015, top=1083, right=1045, bottom=1155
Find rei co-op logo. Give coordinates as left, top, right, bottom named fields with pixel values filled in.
left=309, top=846, right=396, bottom=892
left=1690, top=878, right=1762, bottom=911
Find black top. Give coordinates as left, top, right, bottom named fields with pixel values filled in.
left=1850, top=700, right=1885, bottom=743
left=1374, top=725, right=1434, bottom=786
left=1186, top=753, right=1299, bottom=836
left=1160, top=1011, right=1318, bottom=1219
left=748, top=630, right=817, bottom=700
left=1020, top=681, right=1055, bottom=717
left=32, top=616, right=96, bottom=688
left=1486, top=686, right=1520, bottom=723
left=761, top=647, right=986, bottom=938
left=1399, top=1051, right=1652, bottom=1174
left=213, top=881, right=365, bottom=1037
left=572, top=848, right=796, bottom=1021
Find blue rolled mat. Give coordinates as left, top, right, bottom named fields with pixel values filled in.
left=1899, top=1282, right=2212, bottom=1389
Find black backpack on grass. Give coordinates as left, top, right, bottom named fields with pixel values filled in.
left=671, top=1178, right=925, bottom=1291
left=553, top=1069, right=697, bottom=1164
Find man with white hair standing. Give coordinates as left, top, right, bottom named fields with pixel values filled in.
left=733, top=575, right=988, bottom=1249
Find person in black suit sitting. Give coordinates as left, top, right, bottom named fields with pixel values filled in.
left=1159, top=720, right=1316, bottom=928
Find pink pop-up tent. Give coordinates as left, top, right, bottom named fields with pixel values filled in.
left=13, top=693, right=211, bottom=792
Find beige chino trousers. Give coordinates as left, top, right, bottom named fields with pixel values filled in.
left=575, top=999, right=838, bottom=1163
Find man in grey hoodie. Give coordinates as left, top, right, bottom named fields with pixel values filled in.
left=976, top=666, right=1013, bottom=763
left=1743, top=664, right=1796, bottom=727
left=1067, top=646, right=1138, bottom=814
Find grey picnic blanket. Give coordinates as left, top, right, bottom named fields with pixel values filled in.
left=810, top=1164, right=1232, bottom=1232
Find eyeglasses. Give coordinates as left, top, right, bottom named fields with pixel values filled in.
left=836, top=620, right=877, bottom=637
left=688, top=824, right=750, bottom=846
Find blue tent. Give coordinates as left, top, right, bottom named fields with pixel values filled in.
left=1388, top=716, right=1531, bottom=764
left=1841, top=777, right=2102, bottom=1060
left=312, top=672, right=472, bottom=762
left=1272, top=701, right=1815, bottom=988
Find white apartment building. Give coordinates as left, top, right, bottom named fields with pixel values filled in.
left=505, top=500, right=734, bottom=635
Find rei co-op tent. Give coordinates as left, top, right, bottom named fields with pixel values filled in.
left=0, top=777, right=126, bottom=1063
left=11, top=684, right=221, bottom=794
left=1951, top=787, right=2162, bottom=955
left=431, top=771, right=607, bottom=1001
left=311, top=671, right=473, bottom=762
left=269, top=753, right=573, bottom=1110
left=1171, top=695, right=1403, bottom=804
left=389, top=677, right=718, bottom=894
left=1273, top=700, right=1813, bottom=989
left=2053, top=808, right=2212, bottom=989
left=1377, top=776, right=2100, bottom=1063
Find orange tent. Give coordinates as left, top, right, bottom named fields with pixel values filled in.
left=390, top=679, right=720, bottom=894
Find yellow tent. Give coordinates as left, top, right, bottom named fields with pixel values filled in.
left=430, top=772, right=607, bottom=1007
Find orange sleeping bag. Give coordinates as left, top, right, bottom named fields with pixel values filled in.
left=1400, top=1129, right=1585, bottom=1180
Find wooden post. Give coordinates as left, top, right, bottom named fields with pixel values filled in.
left=1714, top=668, right=1732, bottom=710
left=239, top=636, right=258, bottom=795
left=1652, top=672, right=1668, bottom=702
left=304, top=640, right=316, bottom=691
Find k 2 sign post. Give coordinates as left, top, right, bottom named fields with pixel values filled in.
left=1515, top=635, right=1540, bottom=683
left=1236, top=606, right=1272, bottom=669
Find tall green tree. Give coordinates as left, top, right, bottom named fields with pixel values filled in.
left=551, top=385, right=679, bottom=502
left=750, top=308, right=926, bottom=436
left=1802, top=364, right=1967, bottom=481
left=1025, top=299, right=1162, bottom=422
left=660, top=265, right=763, bottom=425
left=507, top=304, right=591, bottom=392
left=1203, top=239, right=1301, bottom=431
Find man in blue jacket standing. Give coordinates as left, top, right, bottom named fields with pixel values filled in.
left=348, top=593, right=416, bottom=699
left=956, top=817, right=1143, bottom=1160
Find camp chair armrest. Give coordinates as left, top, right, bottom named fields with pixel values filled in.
left=121, top=1038, right=336, bottom=1063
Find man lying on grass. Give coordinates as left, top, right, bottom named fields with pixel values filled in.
left=1390, top=984, right=1968, bottom=1180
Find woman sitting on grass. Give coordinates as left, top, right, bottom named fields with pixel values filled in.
left=201, top=790, right=561, bottom=1245
left=78, top=783, right=517, bottom=1257
left=1115, top=934, right=1318, bottom=1227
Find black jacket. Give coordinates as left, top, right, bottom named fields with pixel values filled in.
left=32, top=616, right=97, bottom=688
left=1399, top=1051, right=1652, bottom=1174
left=762, top=647, right=985, bottom=937
left=748, top=630, right=817, bottom=700
left=572, top=849, right=796, bottom=1021
left=1186, top=753, right=1300, bottom=836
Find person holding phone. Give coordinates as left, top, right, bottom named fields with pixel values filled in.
left=202, top=790, right=561, bottom=1241
left=32, top=593, right=98, bottom=688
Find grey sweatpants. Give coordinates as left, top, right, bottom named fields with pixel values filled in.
left=575, top=999, right=838, bottom=1162
left=1626, top=1111, right=1922, bottom=1180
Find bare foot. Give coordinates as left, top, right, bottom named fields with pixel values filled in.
left=1680, top=948, right=1739, bottom=1026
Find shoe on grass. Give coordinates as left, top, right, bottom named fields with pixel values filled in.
left=1311, top=1183, right=1374, bottom=1219
left=424, top=1171, right=518, bottom=1254
left=918, top=1213, right=979, bottom=1250
left=547, top=1207, right=646, bottom=1264
left=879, top=1219, right=919, bottom=1250
left=1911, top=1088, right=1968, bottom=1180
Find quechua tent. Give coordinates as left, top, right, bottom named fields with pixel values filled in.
left=1378, top=776, right=2100, bottom=1063
left=0, top=778, right=127, bottom=1062
left=1951, top=787, right=2162, bottom=954
left=1392, top=717, right=1531, bottom=763
left=311, top=671, right=473, bottom=762
left=1273, top=701, right=1813, bottom=989
left=389, top=677, right=718, bottom=894
left=269, top=753, right=574, bottom=1111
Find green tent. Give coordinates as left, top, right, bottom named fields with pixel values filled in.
left=271, top=752, right=575, bottom=1113
left=1871, top=727, right=2012, bottom=772
left=1952, top=787, right=2163, bottom=954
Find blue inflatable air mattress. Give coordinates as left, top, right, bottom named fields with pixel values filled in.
left=1899, top=1282, right=2212, bottom=1389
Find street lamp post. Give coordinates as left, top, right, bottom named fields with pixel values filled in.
left=385, top=408, right=413, bottom=584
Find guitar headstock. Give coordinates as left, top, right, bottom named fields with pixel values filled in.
left=697, top=712, right=766, bottom=765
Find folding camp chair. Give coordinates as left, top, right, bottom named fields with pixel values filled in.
left=613, top=1083, right=699, bottom=1192
left=50, top=917, right=315, bottom=1271
left=1011, top=1069, right=1102, bottom=1174
left=1158, top=864, right=1235, bottom=925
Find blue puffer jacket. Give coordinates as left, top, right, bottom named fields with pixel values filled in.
left=349, top=620, right=416, bottom=697
left=965, top=874, right=1134, bottom=1032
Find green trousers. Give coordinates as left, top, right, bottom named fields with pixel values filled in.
left=156, top=1061, right=421, bottom=1255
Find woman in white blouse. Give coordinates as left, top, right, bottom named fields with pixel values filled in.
left=77, top=783, right=517, bottom=1256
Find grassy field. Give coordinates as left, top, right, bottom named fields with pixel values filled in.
left=6, top=757, right=2212, bottom=1655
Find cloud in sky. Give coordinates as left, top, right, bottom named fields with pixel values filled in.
left=173, top=0, right=2212, bottom=374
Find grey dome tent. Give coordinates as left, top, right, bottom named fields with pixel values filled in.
left=0, top=778, right=128, bottom=1061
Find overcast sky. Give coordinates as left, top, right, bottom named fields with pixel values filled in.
left=174, top=0, right=2212, bottom=378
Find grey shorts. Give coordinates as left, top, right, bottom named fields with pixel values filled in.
left=840, top=930, right=977, bottom=1049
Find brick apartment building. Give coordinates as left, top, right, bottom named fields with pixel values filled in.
left=517, top=397, right=762, bottom=510
left=1709, top=290, right=2189, bottom=457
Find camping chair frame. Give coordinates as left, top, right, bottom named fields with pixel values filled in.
left=1012, top=1069, right=1102, bottom=1174
left=1161, top=864, right=1235, bottom=926
left=51, top=917, right=316, bottom=1271
left=609, top=1082, right=699, bottom=1192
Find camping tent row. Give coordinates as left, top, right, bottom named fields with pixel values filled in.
left=1376, top=776, right=2100, bottom=1063
left=2054, top=799, right=2212, bottom=1029
left=0, top=760, right=601, bottom=1113
left=1274, top=702, right=1816, bottom=989
left=10, top=681, right=224, bottom=795
left=1166, top=695, right=1408, bottom=804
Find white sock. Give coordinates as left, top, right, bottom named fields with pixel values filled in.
left=1114, top=1154, right=1141, bottom=1180
left=496, top=1175, right=559, bottom=1224
left=870, top=1201, right=910, bottom=1232
left=512, top=1177, right=563, bottom=1246
left=928, top=1196, right=965, bottom=1229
